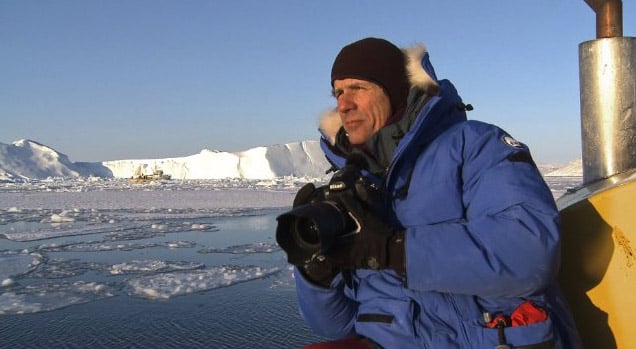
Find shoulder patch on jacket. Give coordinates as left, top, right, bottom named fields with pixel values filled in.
left=501, top=135, right=524, bottom=149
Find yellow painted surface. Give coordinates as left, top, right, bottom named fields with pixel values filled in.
left=558, top=179, right=636, bottom=349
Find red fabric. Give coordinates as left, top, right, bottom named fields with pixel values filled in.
left=510, top=300, right=548, bottom=327
left=485, top=314, right=511, bottom=328
left=301, top=337, right=374, bottom=349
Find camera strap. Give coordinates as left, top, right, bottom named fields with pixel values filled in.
left=342, top=270, right=354, bottom=290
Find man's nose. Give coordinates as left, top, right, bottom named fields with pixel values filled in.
left=337, top=94, right=354, bottom=114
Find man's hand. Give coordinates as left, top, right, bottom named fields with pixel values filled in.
left=293, top=183, right=319, bottom=208
left=326, top=188, right=406, bottom=276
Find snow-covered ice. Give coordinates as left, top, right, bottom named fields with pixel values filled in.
left=0, top=280, right=115, bottom=315
left=198, top=242, right=280, bottom=254
left=109, top=260, right=204, bottom=275
left=125, top=265, right=280, bottom=300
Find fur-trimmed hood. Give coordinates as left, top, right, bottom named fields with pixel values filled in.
left=319, top=44, right=440, bottom=145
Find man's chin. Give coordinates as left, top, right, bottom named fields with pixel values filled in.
left=343, top=126, right=372, bottom=144
left=346, top=136, right=367, bottom=145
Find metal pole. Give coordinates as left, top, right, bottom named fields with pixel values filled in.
left=579, top=37, right=636, bottom=184
left=579, top=0, right=635, bottom=184
left=584, top=0, right=623, bottom=38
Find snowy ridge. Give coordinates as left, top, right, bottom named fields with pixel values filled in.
left=0, top=139, right=582, bottom=182
left=0, top=140, right=80, bottom=180
left=543, top=158, right=583, bottom=177
left=0, top=139, right=331, bottom=182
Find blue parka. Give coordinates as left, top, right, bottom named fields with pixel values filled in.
left=294, top=45, right=582, bottom=348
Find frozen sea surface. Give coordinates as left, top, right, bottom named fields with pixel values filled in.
left=0, top=177, right=581, bottom=348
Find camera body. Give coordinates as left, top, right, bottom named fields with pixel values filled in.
left=275, top=159, right=385, bottom=266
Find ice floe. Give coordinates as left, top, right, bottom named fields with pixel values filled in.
left=125, top=265, right=280, bottom=300
left=198, top=242, right=280, bottom=254
left=0, top=251, right=43, bottom=285
left=0, top=281, right=116, bottom=315
left=109, top=260, right=204, bottom=275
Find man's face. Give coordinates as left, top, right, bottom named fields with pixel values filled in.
left=332, top=78, right=392, bottom=145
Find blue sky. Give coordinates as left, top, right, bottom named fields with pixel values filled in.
left=2, top=1, right=634, bottom=163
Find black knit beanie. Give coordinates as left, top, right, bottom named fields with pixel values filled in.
left=331, top=37, right=410, bottom=113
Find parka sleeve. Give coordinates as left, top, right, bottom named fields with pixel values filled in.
left=403, top=125, right=561, bottom=298
left=293, top=268, right=358, bottom=339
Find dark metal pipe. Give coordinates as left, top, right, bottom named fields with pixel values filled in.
left=585, top=0, right=623, bottom=38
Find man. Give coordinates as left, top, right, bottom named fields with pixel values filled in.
left=285, top=38, right=581, bottom=348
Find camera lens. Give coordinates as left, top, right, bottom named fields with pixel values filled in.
left=292, top=217, right=321, bottom=249
left=276, top=198, right=356, bottom=266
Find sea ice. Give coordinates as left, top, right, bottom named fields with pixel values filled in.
left=110, top=260, right=204, bottom=275
left=50, top=212, right=76, bottom=223
left=125, top=265, right=280, bottom=300
left=198, top=242, right=280, bottom=254
left=35, top=240, right=196, bottom=253
left=0, top=251, right=43, bottom=282
left=0, top=280, right=115, bottom=315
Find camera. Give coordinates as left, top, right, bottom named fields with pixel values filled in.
left=275, top=156, right=385, bottom=266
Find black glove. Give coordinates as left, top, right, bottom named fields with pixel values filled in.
left=326, top=188, right=406, bottom=276
left=292, top=183, right=340, bottom=287
left=300, top=253, right=339, bottom=288
left=292, top=182, right=319, bottom=207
